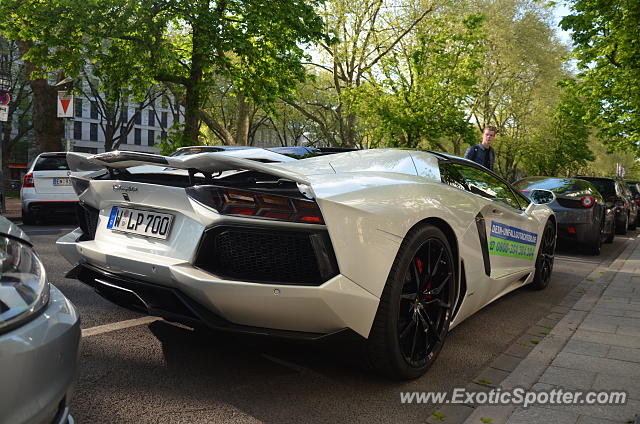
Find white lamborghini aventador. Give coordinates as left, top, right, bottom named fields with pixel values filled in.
left=57, top=149, right=556, bottom=379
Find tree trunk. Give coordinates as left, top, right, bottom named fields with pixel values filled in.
left=2, top=120, right=11, bottom=191
left=184, top=25, right=204, bottom=145
left=235, top=93, right=250, bottom=145
left=16, top=40, right=64, bottom=152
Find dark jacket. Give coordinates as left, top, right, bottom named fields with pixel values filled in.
left=464, top=144, right=495, bottom=170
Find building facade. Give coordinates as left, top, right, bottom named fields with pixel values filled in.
left=70, top=95, right=180, bottom=154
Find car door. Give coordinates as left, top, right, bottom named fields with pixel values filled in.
left=444, top=163, right=539, bottom=291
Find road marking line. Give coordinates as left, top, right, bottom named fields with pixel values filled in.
left=81, top=316, right=161, bottom=338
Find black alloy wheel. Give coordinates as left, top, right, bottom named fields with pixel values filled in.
left=531, top=220, right=556, bottom=290
left=367, top=225, right=455, bottom=380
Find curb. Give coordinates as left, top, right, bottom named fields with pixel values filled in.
left=461, top=237, right=636, bottom=424
left=425, top=236, right=636, bottom=424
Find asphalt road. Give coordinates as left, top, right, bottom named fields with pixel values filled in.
left=24, top=222, right=635, bottom=424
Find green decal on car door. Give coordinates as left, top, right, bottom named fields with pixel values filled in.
left=488, top=221, right=538, bottom=260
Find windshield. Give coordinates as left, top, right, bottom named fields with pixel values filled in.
left=33, top=156, right=69, bottom=171
left=580, top=179, right=615, bottom=198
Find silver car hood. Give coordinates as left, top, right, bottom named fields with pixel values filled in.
left=0, top=216, right=30, bottom=244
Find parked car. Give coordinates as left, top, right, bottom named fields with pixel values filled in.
left=514, top=177, right=614, bottom=254
left=58, top=149, right=555, bottom=380
left=266, top=146, right=358, bottom=159
left=575, top=176, right=638, bottom=234
left=626, top=181, right=640, bottom=226
left=0, top=215, right=80, bottom=424
left=20, top=152, right=79, bottom=225
left=170, top=145, right=357, bottom=161
left=169, top=145, right=253, bottom=156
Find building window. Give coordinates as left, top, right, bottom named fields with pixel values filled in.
left=134, top=128, right=141, bottom=145
left=90, top=123, right=98, bottom=141
left=148, top=110, right=155, bottom=126
left=120, top=126, right=128, bottom=144
left=148, top=130, right=155, bottom=146
left=75, top=99, right=83, bottom=118
left=74, top=121, right=83, bottom=140
left=90, top=101, right=98, bottom=119
left=161, top=112, right=168, bottom=127
left=120, top=107, right=128, bottom=123
left=134, top=108, right=141, bottom=125
left=161, top=130, right=167, bottom=140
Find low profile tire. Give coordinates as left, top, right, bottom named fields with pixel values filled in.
left=605, top=229, right=615, bottom=243
left=366, top=225, right=456, bottom=380
left=617, top=215, right=628, bottom=235
left=531, top=220, right=556, bottom=290
left=588, top=220, right=604, bottom=255
left=21, top=209, right=36, bottom=225
left=587, top=231, right=601, bottom=256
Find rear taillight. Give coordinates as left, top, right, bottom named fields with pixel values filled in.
left=186, top=186, right=324, bottom=224
left=22, top=173, right=34, bottom=188
left=581, top=195, right=595, bottom=208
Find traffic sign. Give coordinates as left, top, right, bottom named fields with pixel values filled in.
left=0, top=105, right=8, bottom=122
left=0, top=92, right=9, bottom=105
left=57, top=91, right=74, bottom=118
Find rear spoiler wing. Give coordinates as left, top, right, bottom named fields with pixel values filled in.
left=66, top=151, right=312, bottom=185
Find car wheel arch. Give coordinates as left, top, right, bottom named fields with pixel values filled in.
left=402, top=217, right=464, bottom=321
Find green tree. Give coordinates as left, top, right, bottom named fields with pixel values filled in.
left=522, top=82, right=594, bottom=176
left=0, top=39, right=33, bottom=189
left=0, top=0, right=330, bottom=148
left=288, top=0, right=434, bottom=147
left=465, top=0, right=570, bottom=181
left=353, top=12, right=484, bottom=153
left=560, top=0, right=640, bottom=152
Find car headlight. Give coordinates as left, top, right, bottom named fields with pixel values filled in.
left=0, top=236, right=49, bottom=334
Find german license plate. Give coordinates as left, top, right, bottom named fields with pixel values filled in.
left=106, top=206, right=174, bottom=239
left=53, top=177, right=71, bottom=186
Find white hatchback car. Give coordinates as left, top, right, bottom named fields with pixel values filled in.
left=21, top=152, right=79, bottom=225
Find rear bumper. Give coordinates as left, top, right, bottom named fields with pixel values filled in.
left=25, top=201, right=79, bottom=216
left=557, top=223, right=599, bottom=244
left=57, top=230, right=379, bottom=338
left=0, top=285, right=80, bottom=424
left=21, top=190, right=79, bottom=216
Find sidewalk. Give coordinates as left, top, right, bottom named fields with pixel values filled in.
left=1, top=197, right=21, bottom=222
left=461, top=236, right=640, bottom=424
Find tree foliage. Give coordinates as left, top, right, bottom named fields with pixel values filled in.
left=561, top=0, right=640, bottom=152
left=353, top=12, right=484, bottom=152
left=0, top=0, right=330, bottom=148
left=522, top=82, right=593, bottom=176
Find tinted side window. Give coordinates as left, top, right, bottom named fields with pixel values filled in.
left=440, top=163, right=468, bottom=191
left=34, top=156, right=69, bottom=171
left=449, top=163, right=524, bottom=210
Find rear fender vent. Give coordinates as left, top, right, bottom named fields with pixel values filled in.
left=76, top=203, right=100, bottom=241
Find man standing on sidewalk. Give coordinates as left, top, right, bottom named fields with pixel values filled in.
left=464, top=126, right=497, bottom=170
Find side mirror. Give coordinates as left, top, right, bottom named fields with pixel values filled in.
left=530, top=189, right=555, bottom=205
